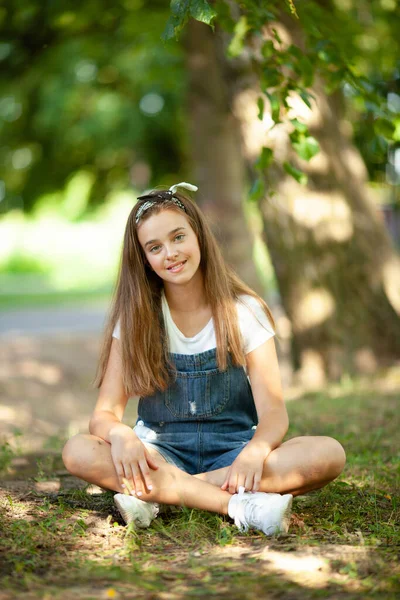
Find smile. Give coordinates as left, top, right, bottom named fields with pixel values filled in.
left=167, top=260, right=187, bottom=272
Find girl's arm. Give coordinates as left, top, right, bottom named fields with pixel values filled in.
left=221, top=337, right=288, bottom=493
left=245, top=337, right=289, bottom=453
left=89, top=338, right=131, bottom=441
left=90, top=338, right=159, bottom=495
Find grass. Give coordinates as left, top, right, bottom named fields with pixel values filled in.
left=0, top=190, right=134, bottom=311
left=0, top=284, right=113, bottom=310
left=0, top=374, right=399, bottom=599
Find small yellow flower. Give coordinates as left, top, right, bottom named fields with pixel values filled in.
left=106, top=588, right=117, bottom=599
left=384, top=494, right=392, bottom=500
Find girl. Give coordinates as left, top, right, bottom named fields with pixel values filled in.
left=62, top=182, right=346, bottom=535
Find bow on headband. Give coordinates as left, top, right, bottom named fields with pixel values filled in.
left=135, top=181, right=198, bottom=224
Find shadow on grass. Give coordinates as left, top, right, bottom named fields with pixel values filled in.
left=0, top=377, right=399, bottom=598
left=0, top=474, right=399, bottom=599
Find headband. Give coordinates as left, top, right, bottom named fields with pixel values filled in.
left=135, top=182, right=198, bottom=224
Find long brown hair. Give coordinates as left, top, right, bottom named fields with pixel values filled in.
left=94, top=189, right=275, bottom=397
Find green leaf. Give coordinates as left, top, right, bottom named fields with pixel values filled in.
left=261, top=67, right=283, bottom=89
left=257, top=97, right=264, bottom=121
left=248, top=178, right=266, bottom=202
left=283, top=162, right=308, bottom=185
left=171, top=0, right=185, bottom=16
left=161, top=17, right=180, bottom=41
left=299, top=90, right=313, bottom=109
left=393, top=118, right=400, bottom=142
left=266, top=92, right=280, bottom=124
left=286, top=0, right=299, bottom=18
left=292, top=135, right=320, bottom=161
left=162, top=0, right=189, bottom=41
left=290, top=118, right=308, bottom=133
left=227, top=16, right=250, bottom=57
left=255, top=147, right=274, bottom=171
left=261, top=40, right=275, bottom=60
left=189, top=0, right=217, bottom=26
left=163, top=0, right=210, bottom=41
left=374, top=118, right=396, bottom=140
left=272, top=28, right=282, bottom=44
left=370, top=136, right=388, bottom=158
left=297, top=55, right=314, bottom=88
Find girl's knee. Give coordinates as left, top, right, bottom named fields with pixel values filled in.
left=62, top=434, right=88, bottom=475
left=321, top=436, right=346, bottom=480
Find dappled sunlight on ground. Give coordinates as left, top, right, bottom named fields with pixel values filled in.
left=1, top=328, right=398, bottom=453
left=0, top=333, right=139, bottom=453
left=284, top=363, right=400, bottom=402
left=202, top=543, right=376, bottom=591
left=0, top=326, right=398, bottom=598
left=0, top=334, right=100, bottom=451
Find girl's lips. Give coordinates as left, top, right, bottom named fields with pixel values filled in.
left=167, top=260, right=187, bottom=273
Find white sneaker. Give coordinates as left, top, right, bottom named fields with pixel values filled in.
left=114, top=493, right=159, bottom=527
left=228, top=487, right=293, bottom=536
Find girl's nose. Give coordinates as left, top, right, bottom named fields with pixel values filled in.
left=166, top=246, right=178, bottom=259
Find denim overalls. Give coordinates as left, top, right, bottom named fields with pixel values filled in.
left=133, top=348, right=258, bottom=475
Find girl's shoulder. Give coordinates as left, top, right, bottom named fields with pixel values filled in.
left=236, top=293, right=263, bottom=309
left=235, top=294, right=275, bottom=354
left=235, top=293, right=269, bottom=319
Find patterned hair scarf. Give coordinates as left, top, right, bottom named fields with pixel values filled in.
left=135, top=182, right=198, bottom=224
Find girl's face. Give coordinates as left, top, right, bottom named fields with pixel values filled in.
left=137, top=208, right=202, bottom=287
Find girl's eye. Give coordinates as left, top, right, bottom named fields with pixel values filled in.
left=149, top=234, right=184, bottom=253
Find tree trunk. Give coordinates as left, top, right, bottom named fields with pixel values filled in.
left=183, top=17, right=400, bottom=384
left=236, top=78, right=400, bottom=384
left=183, top=20, right=263, bottom=294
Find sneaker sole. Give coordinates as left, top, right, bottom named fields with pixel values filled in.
left=279, top=494, right=293, bottom=534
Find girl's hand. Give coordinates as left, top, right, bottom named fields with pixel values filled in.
left=221, top=442, right=270, bottom=495
left=109, top=424, right=158, bottom=496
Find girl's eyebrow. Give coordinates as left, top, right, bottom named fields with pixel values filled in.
left=144, top=227, right=186, bottom=248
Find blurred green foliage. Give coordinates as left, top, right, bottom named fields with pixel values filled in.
left=186, top=0, right=400, bottom=185
left=0, top=0, right=399, bottom=216
left=0, top=189, right=136, bottom=304
left=0, top=0, right=187, bottom=214
left=1, top=253, right=50, bottom=275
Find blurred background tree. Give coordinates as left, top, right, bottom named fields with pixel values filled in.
left=0, top=0, right=186, bottom=214
left=167, top=0, right=400, bottom=381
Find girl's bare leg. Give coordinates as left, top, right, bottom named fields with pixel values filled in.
left=195, top=436, right=346, bottom=496
left=62, top=434, right=230, bottom=514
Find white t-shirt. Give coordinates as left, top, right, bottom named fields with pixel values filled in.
left=112, top=292, right=274, bottom=355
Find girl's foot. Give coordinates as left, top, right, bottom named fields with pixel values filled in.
left=228, top=487, right=293, bottom=535
left=114, top=493, right=159, bottom=527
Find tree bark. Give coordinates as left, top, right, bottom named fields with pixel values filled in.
left=183, top=17, right=400, bottom=384
left=266, top=85, right=400, bottom=381
left=183, top=19, right=263, bottom=294
left=235, top=77, right=400, bottom=383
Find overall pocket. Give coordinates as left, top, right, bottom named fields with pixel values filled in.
left=165, top=368, right=230, bottom=419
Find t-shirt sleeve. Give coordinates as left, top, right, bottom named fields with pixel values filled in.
left=112, top=320, right=121, bottom=339
left=237, top=295, right=275, bottom=354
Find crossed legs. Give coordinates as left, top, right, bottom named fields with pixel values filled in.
left=195, top=436, right=346, bottom=496
left=63, top=434, right=231, bottom=513
left=62, top=434, right=346, bottom=513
